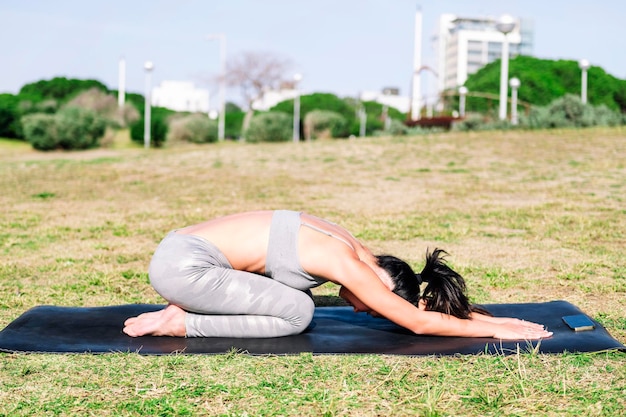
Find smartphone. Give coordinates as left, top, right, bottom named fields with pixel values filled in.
left=562, top=314, right=596, bottom=332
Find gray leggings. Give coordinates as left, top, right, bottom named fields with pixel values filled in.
left=148, top=231, right=315, bottom=338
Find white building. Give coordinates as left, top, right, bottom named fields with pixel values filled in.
left=435, top=14, right=533, bottom=92
left=361, top=88, right=410, bottom=114
left=151, top=81, right=210, bottom=113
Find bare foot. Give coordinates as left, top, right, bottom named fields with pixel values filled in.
left=123, top=304, right=186, bottom=337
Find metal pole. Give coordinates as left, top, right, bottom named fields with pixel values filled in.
left=579, top=59, right=590, bottom=105
left=218, top=34, right=226, bottom=141
left=293, top=92, right=300, bottom=142
left=118, top=57, right=126, bottom=108
left=498, top=35, right=510, bottom=121
left=581, top=69, right=588, bottom=104
left=459, top=86, right=467, bottom=117
left=292, top=73, right=302, bottom=142
left=143, top=61, right=153, bottom=148
left=411, top=7, right=423, bottom=121
left=207, top=34, right=227, bottom=141
left=496, top=15, right=515, bottom=121
left=359, top=105, right=366, bottom=137
left=511, top=86, right=518, bottom=125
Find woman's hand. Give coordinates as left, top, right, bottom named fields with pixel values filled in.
left=472, top=313, right=553, bottom=339
left=487, top=319, right=553, bottom=340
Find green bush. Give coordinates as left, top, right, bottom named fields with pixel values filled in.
left=21, top=108, right=106, bottom=151
left=19, top=77, right=108, bottom=102
left=21, top=113, right=58, bottom=150
left=270, top=93, right=358, bottom=135
left=520, top=94, right=623, bottom=129
left=384, top=119, right=409, bottom=136
left=452, top=114, right=513, bottom=131
left=463, top=56, right=626, bottom=113
left=18, top=98, right=59, bottom=119
left=303, top=110, right=348, bottom=139
left=168, top=114, right=218, bottom=144
left=591, top=104, right=624, bottom=127
left=270, top=93, right=354, bottom=119
left=130, top=107, right=170, bottom=147
left=245, top=112, right=291, bottom=143
left=0, top=94, right=22, bottom=138
left=225, top=110, right=245, bottom=139
left=64, top=88, right=139, bottom=128
left=269, top=93, right=409, bottom=138
left=56, top=107, right=107, bottom=149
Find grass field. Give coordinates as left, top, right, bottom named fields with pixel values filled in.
left=1, top=128, right=625, bottom=416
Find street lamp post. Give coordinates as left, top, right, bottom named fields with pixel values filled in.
left=207, top=33, right=227, bottom=141
left=293, top=73, right=302, bottom=142
left=458, top=86, right=468, bottom=117
left=496, top=14, right=516, bottom=121
left=509, top=77, right=520, bottom=125
left=143, top=61, right=154, bottom=148
left=579, top=58, right=590, bottom=104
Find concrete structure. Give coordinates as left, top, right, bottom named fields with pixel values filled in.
left=151, top=81, right=210, bottom=113
left=434, top=14, right=533, bottom=93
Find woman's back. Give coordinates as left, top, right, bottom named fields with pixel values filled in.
left=176, top=210, right=273, bottom=273
left=175, top=210, right=372, bottom=279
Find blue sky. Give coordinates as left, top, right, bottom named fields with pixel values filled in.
left=1, top=0, right=623, bottom=108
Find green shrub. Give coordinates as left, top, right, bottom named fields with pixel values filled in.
left=168, top=114, right=218, bottom=143
left=64, top=88, right=139, bottom=128
left=384, top=119, right=409, bottom=136
left=21, top=108, right=106, bottom=151
left=520, top=94, right=623, bottom=129
left=18, top=98, right=59, bottom=116
left=270, top=93, right=358, bottom=135
left=0, top=94, right=22, bottom=138
left=21, top=113, right=58, bottom=150
left=55, top=107, right=107, bottom=149
left=584, top=104, right=622, bottom=127
left=225, top=110, right=245, bottom=139
left=463, top=56, right=626, bottom=113
left=245, top=112, right=292, bottom=143
left=452, top=114, right=486, bottom=131
left=303, top=110, right=348, bottom=139
left=130, top=107, right=170, bottom=147
left=19, top=77, right=108, bottom=103
left=269, top=93, right=408, bottom=138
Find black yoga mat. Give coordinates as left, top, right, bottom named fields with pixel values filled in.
left=0, top=301, right=623, bottom=356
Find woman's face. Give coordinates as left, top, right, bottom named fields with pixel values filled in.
left=338, top=286, right=382, bottom=317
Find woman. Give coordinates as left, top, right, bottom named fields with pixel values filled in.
left=123, top=210, right=552, bottom=340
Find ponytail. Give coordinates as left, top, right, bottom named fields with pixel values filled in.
left=376, top=250, right=491, bottom=319
left=419, top=248, right=491, bottom=319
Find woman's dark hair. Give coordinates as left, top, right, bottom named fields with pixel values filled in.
left=376, top=249, right=490, bottom=319
left=376, top=255, right=421, bottom=307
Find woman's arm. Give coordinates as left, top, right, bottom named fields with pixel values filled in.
left=335, top=258, right=552, bottom=340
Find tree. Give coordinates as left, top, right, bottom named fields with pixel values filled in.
left=19, top=77, right=108, bottom=102
left=270, top=93, right=407, bottom=137
left=462, top=56, right=626, bottom=114
left=223, top=51, right=292, bottom=132
left=0, top=94, right=21, bottom=138
left=63, top=88, right=139, bottom=128
left=129, top=107, right=171, bottom=148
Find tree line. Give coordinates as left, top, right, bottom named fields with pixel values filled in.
left=1, top=55, right=625, bottom=150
